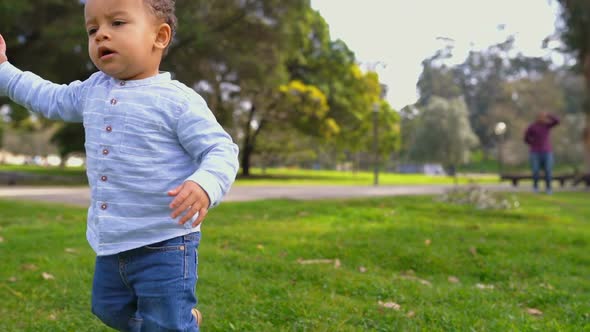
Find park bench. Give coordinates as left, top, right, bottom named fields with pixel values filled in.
left=500, top=173, right=575, bottom=187
left=572, top=173, right=590, bottom=188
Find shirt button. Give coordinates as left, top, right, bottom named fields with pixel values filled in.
left=120, top=81, right=126, bottom=86
left=106, top=125, right=112, bottom=132
left=102, top=149, right=109, bottom=155
left=101, top=203, right=108, bottom=210
left=110, top=98, right=117, bottom=105
left=101, top=175, right=108, bottom=182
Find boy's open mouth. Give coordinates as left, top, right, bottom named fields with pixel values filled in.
left=98, top=46, right=116, bottom=60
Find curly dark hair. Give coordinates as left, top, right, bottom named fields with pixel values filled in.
left=144, top=0, right=177, bottom=53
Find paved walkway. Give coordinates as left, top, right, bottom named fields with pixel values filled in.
left=0, top=184, right=534, bottom=207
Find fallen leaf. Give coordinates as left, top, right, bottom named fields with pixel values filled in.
left=8, top=276, right=17, bottom=283
left=1, top=285, right=23, bottom=298
left=297, top=258, right=341, bottom=269
left=448, top=276, right=460, bottom=283
left=41, top=272, right=55, bottom=280
left=0, top=236, right=4, bottom=243
left=358, top=266, right=367, bottom=273
left=48, top=313, right=57, bottom=320
left=475, top=283, right=494, bottom=290
left=424, top=239, right=431, bottom=246
left=406, top=311, right=416, bottom=318
left=469, top=247, right=477, bottom=256
left=298, top=258, right=332, bottom=264
left=385, top=210, right=396, bottom=216
left=21, top=264, right=38, bottom=271
left=526, top=308, right=543, bottom=316
left=398, top=272, right=432, bottom=287
left=256, top=244, right=264, bottom=250
left=378, top=301, right=401, bottom=310
left=297, top=211, right=310, bottom=217
left=539, top=283, right=554, bottom=290
left=64, top=248, right=78, bottom=254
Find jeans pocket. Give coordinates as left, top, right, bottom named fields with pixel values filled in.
left=144, top=236, right=185, bottom=252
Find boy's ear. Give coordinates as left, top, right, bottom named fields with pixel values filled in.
left=154, top=23, right=172, bottom=51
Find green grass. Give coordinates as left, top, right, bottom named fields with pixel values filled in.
left=0, top=164, right=86, bottom=177
left=0, top=165, right=499, bottom=186
left=1, top=193, right=589, bottom=331
left=0, top=165, right=87, bottom=186
left=236, top=168, right=498, bottom=186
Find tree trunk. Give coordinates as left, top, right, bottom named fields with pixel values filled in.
left=584, top=53, right=590, bottom=171
left=241, top=143, right=253, bottom=177
left=584, top=117, right=590, bottom=172
left=239, top=105, right=265, bottom=177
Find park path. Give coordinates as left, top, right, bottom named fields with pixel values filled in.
left=0, top=184, right=533, bottom=207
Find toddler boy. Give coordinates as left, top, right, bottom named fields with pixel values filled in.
left=0, top=0, right=239, bottom=330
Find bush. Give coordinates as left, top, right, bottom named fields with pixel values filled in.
left=438, top=185, right=520, bottom=210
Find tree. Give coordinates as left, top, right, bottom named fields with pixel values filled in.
left=416, top=48, right=463, bottom=106
left=50, top=123, right=85, bottom=166
left=557, top=0, right=590, bottom=170
left=0, top=0, right=389, bottom=175
left=489, top=74, right=565, bottom=167
left=409, top=96, right=479, bottom=173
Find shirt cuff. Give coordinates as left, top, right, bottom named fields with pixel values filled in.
left=0, top=62, right=22, bottom=95
left=186, top=170, right=222, bottom=209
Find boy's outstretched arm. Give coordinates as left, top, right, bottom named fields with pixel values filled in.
left=0, top=33, right=86, bottom=122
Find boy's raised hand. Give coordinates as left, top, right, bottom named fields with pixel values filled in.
left=168, top=181, right=210, bottom=227
left=0, top=34, right=7, bottom=63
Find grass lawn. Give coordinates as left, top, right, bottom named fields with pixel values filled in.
left=0, top=165, right=499, bottom=186
left=0, top=164, right=87, bottom=177
left=0, top=193, right=589, bottom=331
left=235, top=168, right=499, bottom=186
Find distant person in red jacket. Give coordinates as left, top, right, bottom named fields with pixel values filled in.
left=524, top=112, right=560, bottom=194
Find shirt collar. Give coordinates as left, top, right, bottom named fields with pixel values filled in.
left=110, top=72, right=172, bottom=87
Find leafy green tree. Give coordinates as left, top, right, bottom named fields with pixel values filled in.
left=417, top=48, right=463, bottom=106
left=50, top=122, right=85, bottom=166
left=409, top=96, right=479, bottom=173
left=557, top=0, right=590, bottom=170
left=489, top=74, right=565, bottom=166
left=0, top=0, right=392, bottom=175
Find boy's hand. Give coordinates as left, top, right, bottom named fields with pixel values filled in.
left=168, top=181, right=210, bottom=227
left=0, top=34, right=7, bottom=64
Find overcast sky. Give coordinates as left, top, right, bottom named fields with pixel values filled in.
left=310, top=0, right=561, bottom=110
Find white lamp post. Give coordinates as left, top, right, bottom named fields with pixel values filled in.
left=494, top=122, right=507, bottom=175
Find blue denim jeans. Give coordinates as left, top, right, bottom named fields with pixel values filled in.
left=91, top=233, right=201, bottom=332
left=530, top=152, right=553, bottom=191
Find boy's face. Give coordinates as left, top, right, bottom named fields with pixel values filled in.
left=85, top=0, right=165, bottom=80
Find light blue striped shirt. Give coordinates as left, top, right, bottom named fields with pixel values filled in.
left=0, top=62, right=239, bottom=255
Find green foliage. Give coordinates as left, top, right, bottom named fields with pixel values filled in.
left=558, top=0, right=590, bottom=171
left=557, top=0, right=590, bottom=79
left=50, top=123, right=85, bottom=160
left=1, top=0, right=393, bottom=175
left=409, top=97, right=479, bottom=168
left=416, top=38, right=557, bottom=150
left=1, top=193, right=589, bottom=330
left=417, top=48, right=463, bottom=106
